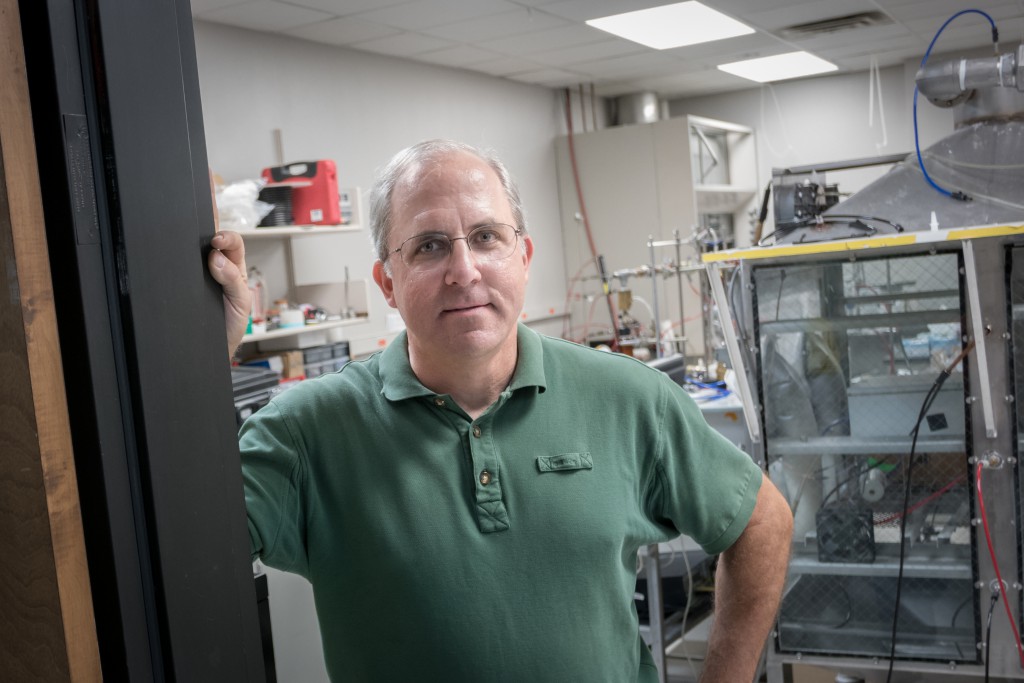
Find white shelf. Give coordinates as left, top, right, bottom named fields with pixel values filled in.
left=238, top=224, right=361, bottom=238
left=767, top=434, right=964, bottom=456
left=241, top=317, right=367, bottom=343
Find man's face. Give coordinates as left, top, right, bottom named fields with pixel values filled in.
left=372, top=151, right=533, bottom=363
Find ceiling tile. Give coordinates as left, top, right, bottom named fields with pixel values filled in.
left=355, top=0, right=521, bottom=31
left=885, top=1, right=1017, bottom=24
left=419, top=7, right=570, bottom=42
left=781, top=22, right=913, bottom=54
left=484, top=24, right=609, bottom=56
left=349, top=31, right=455, bottom=56
left=285, top=17, right=403, bottom=45
left=285, top=0, right=409, bottom=14
left=530, top=38, right=646, bottom=67
left=198, top=1, right=333, bottom=31
left=709, top=0, right=818, bottom=15
left=539, top=0, right=673, bottom=23
left=904, top=17, right=1009, bottom=44
left=662, top=30, right=784, bottom=60
left=191, top=0, right=248, bottom=13
left=745, top=0, right=883, bottom=31
left=815, top=33, right=924, bottom=60
left=192, top=0, right=1024, bottom=101
left=415, top=44, right=508, bottom=67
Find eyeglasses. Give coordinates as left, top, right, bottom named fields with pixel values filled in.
left=387, top=223, right=522, bottom=271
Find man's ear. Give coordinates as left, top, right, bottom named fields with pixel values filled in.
left=372, top=260, right=398, bottom=309
left=521, top=235, right=534, bottom=282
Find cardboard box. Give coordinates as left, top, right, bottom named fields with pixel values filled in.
left=242, top=350, right=305, bottom=380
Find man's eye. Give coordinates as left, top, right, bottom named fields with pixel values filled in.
left=473, top=230, right=498, bottom=244
left=415, top=238, right=447, bottom=255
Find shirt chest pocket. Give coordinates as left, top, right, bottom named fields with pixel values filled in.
left=536, top=452, right=593, bottom=472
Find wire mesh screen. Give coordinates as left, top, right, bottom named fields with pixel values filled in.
left=1010, top=246, right=1024, bottom=643
left=752, top=252, right=978, bottom=662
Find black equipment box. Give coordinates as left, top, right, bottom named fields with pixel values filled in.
left=232, top=366, right=280, bottom=426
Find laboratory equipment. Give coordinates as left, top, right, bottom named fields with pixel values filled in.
left=704, top=27, right=1024, bottom=683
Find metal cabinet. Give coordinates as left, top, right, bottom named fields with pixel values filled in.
left=707, top=228, right=1024, bottom=682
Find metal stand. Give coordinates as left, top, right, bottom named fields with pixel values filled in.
left=645, top=544, right=668, bottom=683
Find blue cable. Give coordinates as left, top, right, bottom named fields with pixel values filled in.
left=913, top=8, right=998, bottom=202
left=686, top=377, right=731, bottom=401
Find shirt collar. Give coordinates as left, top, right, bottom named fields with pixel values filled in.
left=379, top=323, right=548, bottom=402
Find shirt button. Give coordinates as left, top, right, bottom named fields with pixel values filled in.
left=472, top=425, right=482, bottom=438
left=479, top=470, right=492, bottom=486
left=434, top=397, right=445, bottom=407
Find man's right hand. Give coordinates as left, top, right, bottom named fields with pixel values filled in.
left=208, top=230, right=251, bottom=357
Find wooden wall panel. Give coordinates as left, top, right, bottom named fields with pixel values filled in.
left=0, top=0, right=101, bottom=679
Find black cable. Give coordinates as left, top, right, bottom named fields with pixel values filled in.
left=774, top=269, right=786, bottom=320
left=985, top=589, right=1000, bottom=682
left=753, top=182, right=772, bottom=244
left=758, top=214, right=903, bottom=247
left=829, top=584, right=854, bottom=629
left=819, top=454, right=901, bottom=508
left=884, top=341, right=973, bottom=683
left=823, top=214, right=905, bottom=233
left=884, top=392, right=930, bottom=682
left=950, top=594, right=973, bottom=628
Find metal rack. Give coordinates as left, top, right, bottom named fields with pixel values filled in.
left=705, top=224, right=1024, bottom=682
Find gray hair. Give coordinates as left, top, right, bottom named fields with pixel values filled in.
left=369, top=139, right=527, bottom=266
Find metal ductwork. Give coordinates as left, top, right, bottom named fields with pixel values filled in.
left=824, top=119, right=1024, bottom=231
left=773, top=45, right=1024, bottom=243
left=916, top=45, right=1024, bottom=109
left=613, top=92, right=660, bottom=126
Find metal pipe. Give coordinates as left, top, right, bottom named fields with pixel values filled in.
left=962, top=240, right=997, bottom=438
left=915, top=47, right=1022, bottom=106
left=693, top=126, right=720, bottom=183
left=706, top=262, right=761, bottom=443
left=674, top=229, right=686, bottom=359
left=649, top=235, right=663, bottom=358
left=644, top=544, right=668, bottom=683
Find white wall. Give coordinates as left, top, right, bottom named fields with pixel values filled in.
left=194, top=21, right=569, bottom=681
left=194, top=21, right=568, bottom=350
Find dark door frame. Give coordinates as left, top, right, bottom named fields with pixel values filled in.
left=19, top=0, right=265, bottom=680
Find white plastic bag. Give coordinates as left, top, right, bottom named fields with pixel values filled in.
left=215, top=179, right=273, bottom=231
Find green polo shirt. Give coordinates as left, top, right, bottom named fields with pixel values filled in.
left=240, top=324, right=761, bottom=682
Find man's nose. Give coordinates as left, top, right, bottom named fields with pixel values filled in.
left=444, top=237, right=481, bottom=285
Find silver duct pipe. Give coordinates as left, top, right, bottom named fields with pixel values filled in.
left=916, top=44, right=1024, bottom=107
left=613, top=92, right=660, bottom=126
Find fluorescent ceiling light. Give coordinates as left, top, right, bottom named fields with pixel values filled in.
left=586, top=1, right=754, bottom=50
left=717, top=51, right=838, bottom=83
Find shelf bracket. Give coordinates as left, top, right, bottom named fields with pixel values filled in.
left=706, top=262, right=761, bottom=443
left=961, top=240, right=997, bottom=439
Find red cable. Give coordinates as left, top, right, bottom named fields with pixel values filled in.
left=976, top=461, right=1024, bottom=668
left=874, top=474, right=965, bottom=525
left=564, top=89, right=620, bottom=351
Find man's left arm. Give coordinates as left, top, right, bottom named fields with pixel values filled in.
left=700, top=473, right=793, bottom=682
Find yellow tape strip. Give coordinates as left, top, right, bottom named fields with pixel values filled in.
left=701, top=224, right=1024, bottom=263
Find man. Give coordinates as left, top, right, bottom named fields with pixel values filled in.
left=208, top=140, right=792, bottom=682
